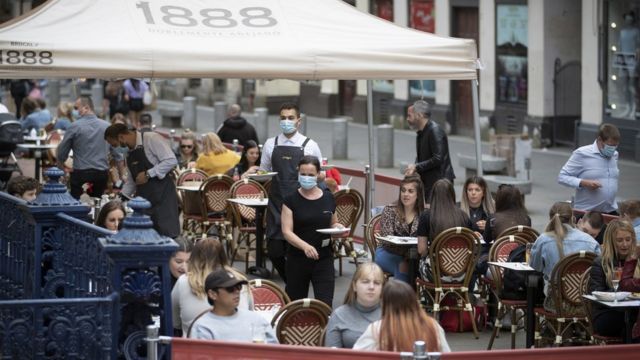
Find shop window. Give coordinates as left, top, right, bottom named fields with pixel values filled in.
left=409, top=0, right=436, bottom=98
left=606, top=0, right=640, bottom=120
left=496, top=4, right=528, bottom=104
left=370, top=0, right=394, bottom=93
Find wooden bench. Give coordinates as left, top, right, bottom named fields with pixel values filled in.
left=158, top=106, right=183, bottom=128
left=458, top=154, right=508, bottom=178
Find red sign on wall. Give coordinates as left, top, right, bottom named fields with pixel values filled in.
left=375, top=0, right=393, bottom=22
left=410, top=0, right=434, bottom=33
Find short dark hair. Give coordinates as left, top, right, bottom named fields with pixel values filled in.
left=583, top=211, right=604, bottom=230
left=298, top=155, right=320, bottom=172
left=597, top=124, right=620, bottom=142
left=104, top=123, right=131, bottom=140
left=77, top=95, right=95, bottom=112
left=279, top=102, right=300, bottom=117
left=7, top=175, right=39, bottom=197
left=139, top=113, right=152, bottom=126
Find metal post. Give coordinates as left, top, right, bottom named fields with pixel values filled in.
left=332, top=117, right=349, bottom=159
left=366, top=80, right=376, bottom=212
left=413, top=341, right=427, bottom=359
left=299, top=113, right=308, bottom=136
left=91, top=82, right=104, bottom=118
left=471, top=79, right=483, bottom=176
left=214, top=101, right=227, bottom=131
left=377, top=124, right=394, bottom=168
left=363, top=165, right=371, bottom=253
left=255, top=107, right=269, bottom=145
left=146, top=324, right=159, bottom=360
left=48, top=80, right=60, bottom=110
left=183, top=96, right=197, bottom=131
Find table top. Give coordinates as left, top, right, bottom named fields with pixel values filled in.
left=487, top=262, right=535, bottom=271
left=227, top=198, right=268, bottom=207
left=176, top=182, right=203, bottom=191
left=376, top=235, right=418, bottom=246
left=23, top=135, right=47, bottom=142
left=583, top=294, right=640, bottom=308
left=17, top=143, right=57, bottom=149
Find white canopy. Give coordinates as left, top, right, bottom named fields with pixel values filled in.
left=0, top=0, right=477, bottom=80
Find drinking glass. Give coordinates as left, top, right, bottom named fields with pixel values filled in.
left=525, top=243, right=533, bottom=265
left=251, top=323, right=267, bottom=344
left=612, top=267, right=623, bottom=303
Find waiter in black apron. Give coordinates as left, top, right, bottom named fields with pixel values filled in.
left=104, top=122, right=180, bottom=238
left=260, top=103, right=324, bottom=282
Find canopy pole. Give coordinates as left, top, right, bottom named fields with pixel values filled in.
left=366, top=80, right=375, bottom=215
left=471, top=79, right=483, bottom=176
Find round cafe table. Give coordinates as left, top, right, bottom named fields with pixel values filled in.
left=17, top=143, right=57, bottom=181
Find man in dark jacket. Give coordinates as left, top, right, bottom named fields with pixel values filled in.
left=404, top=100, right=454, bottom=202
left=217, top=104, right=259, bottom=147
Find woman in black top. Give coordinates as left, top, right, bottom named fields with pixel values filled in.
left=460, top=176, right=494, bottom=233
left=236, top=140, right=261, bottom=178
left=483, top=184, right=531, bottom=243
left=281, top=155, right=346, bottom=306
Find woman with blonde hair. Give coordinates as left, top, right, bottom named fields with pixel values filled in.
left=171, top=237, right=253, bottom=336
left=619, top=221, right=640, bottom=340
left=589, top=220, right=637, bottom=338
left=619, top=199, right=640, bottom=243
left=354, top=279, right=450, bottom=352
left=195, top=132, right=240, bottom=176
left=50, top=101, right=74, bottom=131
left=529, top=202, right=600, bottom=310
left=325, top=263, right=384, bottom=348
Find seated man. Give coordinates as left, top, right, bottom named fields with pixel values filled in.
left=189, top=269, right=278, bottom=343
left=6, top=175, right=39, bottom=202
left=577, top=211, right=605, bottom=244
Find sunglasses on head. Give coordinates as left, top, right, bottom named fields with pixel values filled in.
left=218, top=283, right=242, bottom=293
left=181, top=144, right=193, bottom=149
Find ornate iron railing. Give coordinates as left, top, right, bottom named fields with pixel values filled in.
left=0, top=192, right=34, bottom=300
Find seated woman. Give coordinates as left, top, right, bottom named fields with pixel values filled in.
left=353, top=279, right=450, bottom=352
left=375, top=175, right=424, bottom=283
left=169, top=235, right=193, bottom=288
left=281, top=155, right=345, bottom=306
left=590, top=220, right=637, bottom=339
left=196, top=132, right=240, bottom=176
left=175, top=130, right=199, bottom=170
left=171, top=237, right=253, bottom=336
left=483, top=184, right=531, bottom=243
left=325, top=263, right=384, bottom=348
left=95, top=200, right=126, bottom=232
left=619, top=199, right=640, bottom=244
left=51, top=102, right=74, bottom=132
left=619, top=222, right=640, bottom=341
left=460, top=176, right=494, bottom=233
left=529, top=202, right=601, bottom=311
left=418, top=179, right=472, bottom=282
left=235, top=140, right=261, bottom=178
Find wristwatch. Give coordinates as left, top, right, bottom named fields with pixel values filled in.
left=145, top=171, right=151, bottom=180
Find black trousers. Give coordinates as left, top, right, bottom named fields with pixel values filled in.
left=594, top=309, right=637, bottom=338
left=70, top=169, right=109, bottom=200
left=267, top=239, right=288, bottom=283
left=285, top=254, right=334, bottom=307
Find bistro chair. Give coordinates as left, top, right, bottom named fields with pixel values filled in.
left=416, top=226, right=482, bottom=338
left=271, top=298, right=332, bottom=346
left=176, top=168, right=208, bottom=234
left=248, top=279, right=290, bottom=312
left=497, top=225, right=540, bottom=244
left=363, top=213, right=383, bottom=261
left=486, top=234, right=531, bottom=350
left=331, top=188, right=364, bottom=275
left=534, top=251, right=597, bottom=347
left=199, top=174, right=234, bottom=243
left=581, top=269, right=623, bottom=345
left=228, top=178, right=267, bottom=272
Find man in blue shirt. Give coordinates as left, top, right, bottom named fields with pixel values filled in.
left=57, top=96, right=111, bottom=199
left=557, top=124, right=620, bottom=214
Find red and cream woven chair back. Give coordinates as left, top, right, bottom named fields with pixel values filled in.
left=176, top=168, right=208, bottom=185
left=248, top=279, right=290, bottom=312
left=430, top=227, right=480, bottom=283
left=201, top=174, right=234, bottom=216
left=271, top=298, right=332, bottom=346
left=229, top=178, right=266, bottom=226
left=364, top=213, right=383, bottom=261
left=497, top=225, right=540, bottom=244
left=549, top=251, right=597, bottom=317
left=331, top=188, right=364, bottom=275
left=487, top=234, right=530, bottom=292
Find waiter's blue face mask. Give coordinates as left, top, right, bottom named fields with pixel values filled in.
left=600, top=144, right=617, bottom=158
left=115, top=146, right=129, bottom=156
left=280, top=120, right=297, bottom=135
left=298, top=174, right=317, bottom=190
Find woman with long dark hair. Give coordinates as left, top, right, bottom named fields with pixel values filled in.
left=483, top=184, right=531, bottom=242
left=375, top=175, right=424, bottom=283
left=417, top=179, right=472, bottom=281
left=95, top=200, right=126, bottom=232
left=236, top=140, right=261, bottom=178
left=353, top=279, right=450, bottom=352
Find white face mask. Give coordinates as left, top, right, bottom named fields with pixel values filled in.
left=280, top=120, right=297, bottom=135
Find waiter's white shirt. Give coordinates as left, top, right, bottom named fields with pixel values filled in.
left=259, top=132, right=322, bottom=172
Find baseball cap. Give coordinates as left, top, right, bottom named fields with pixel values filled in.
left=205, top=269, right=248, bottom=293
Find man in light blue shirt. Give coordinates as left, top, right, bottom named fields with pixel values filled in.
left=557, top=124, right=620, bottom=214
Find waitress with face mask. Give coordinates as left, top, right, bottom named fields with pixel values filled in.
left=281, top=155, right=344, bottom=306
left=259, top=103, right=324, bottom=282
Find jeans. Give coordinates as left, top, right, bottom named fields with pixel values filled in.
left=375, top=247, right=409, bottom=283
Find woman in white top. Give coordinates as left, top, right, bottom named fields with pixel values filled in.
left=171, top=237, right=253, bottom=336
left=353, top=279, right=450, bottom=352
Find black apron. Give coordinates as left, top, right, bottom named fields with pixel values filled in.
left=265, top=136, right=311, bottom=241
left=127, top=132, right=180, bottom=238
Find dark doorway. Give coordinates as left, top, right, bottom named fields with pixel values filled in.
left=339, top=80, right=357, bottom=116
left=451, top=6, right=479, bottom=136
